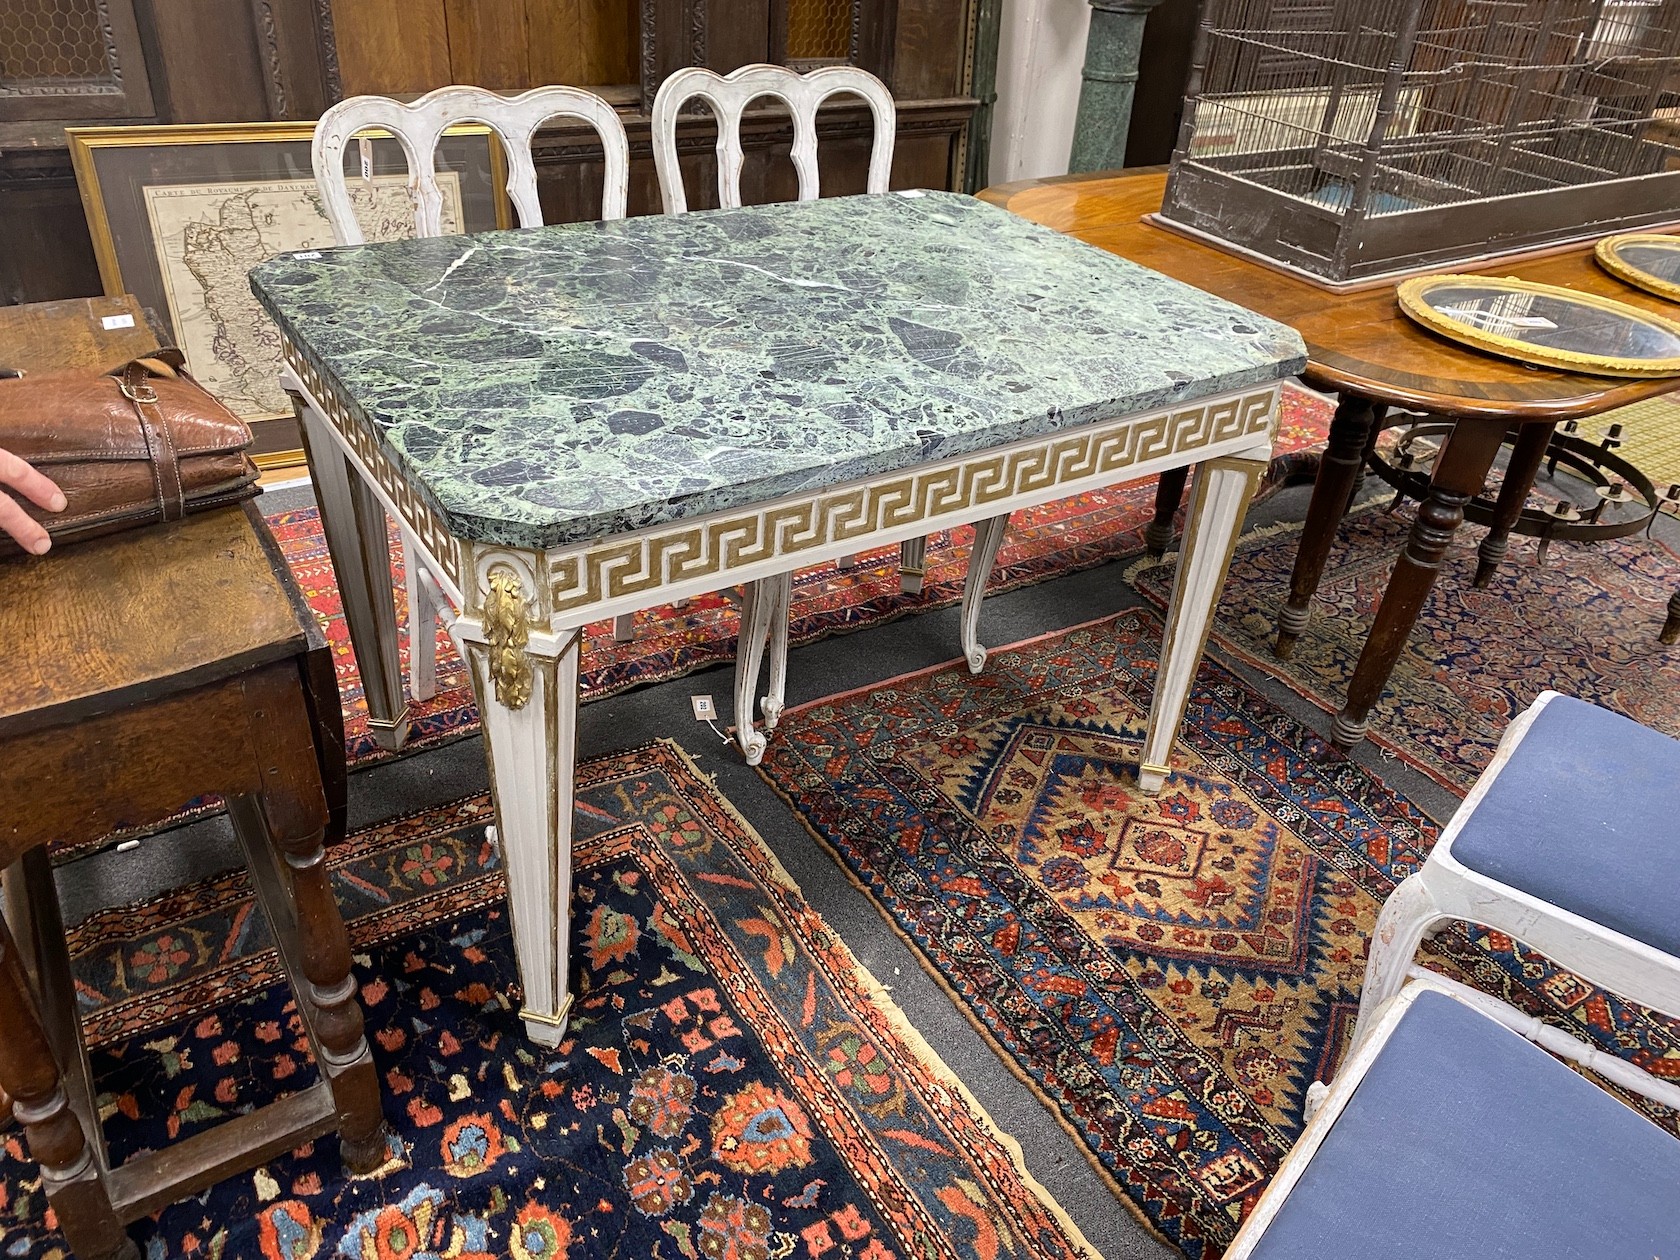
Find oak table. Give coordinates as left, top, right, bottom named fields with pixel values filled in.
left=0, top=296, right=386, bottom=1259
left=980, top=169, right=1680, bottom=748
left=253, top=189, right=1305, bottom=1046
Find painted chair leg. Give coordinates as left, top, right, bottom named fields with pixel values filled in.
left=732, top=575, right=784, bottom=765
left=455, top=570, right=581, bottom=1048
left=958, top=514, right=1011, bottom=673
left=899, top=536, right=928, bottom=595
left=401, top=529, right=438, bottom=704
left=760, top=572, right=792, bottom=733
left=1138, top=452, right=1267, bottom=793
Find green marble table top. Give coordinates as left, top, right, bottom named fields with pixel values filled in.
left=252, top=190, right=1305, bottom=550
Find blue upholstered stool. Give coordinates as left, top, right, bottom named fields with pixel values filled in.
left=1225, top=980, right=1680, bottom=1259
left=1353, top=691, right=1680, bottom=1115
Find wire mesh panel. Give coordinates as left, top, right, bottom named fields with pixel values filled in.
left=1158, top=0, right=1680, bottom=284
left=786, top=0, right=854, bottom=61
left=0, top=0, right=111, bottom=86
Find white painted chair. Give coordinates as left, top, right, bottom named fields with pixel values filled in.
left=306, top=85, right=634, bottom=708
left=1225, top=974, right=1680, bottom=1259
left=1332, top=689, right=1680, bottom=1119
left=649, top=63, right=905, bottom=762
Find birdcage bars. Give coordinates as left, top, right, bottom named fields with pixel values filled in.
left=1156, top=0, right=1680, bottom=286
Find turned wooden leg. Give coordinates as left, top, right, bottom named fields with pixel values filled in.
left=1662, top=589, right=1680, bottom=646
left=0, top=915, right=135, bottom=1260
left=1276, top=394, right=1379, bottom=659
left=1344, top=416, right=1384, bottom=515
left=1331, top=420, right=1505, bottom=749
left=1474, top=421, right=1553, bottom=588
left=236, top=663, right=388, bottom=1173
left=1145, top=466, right=1190, bottom=558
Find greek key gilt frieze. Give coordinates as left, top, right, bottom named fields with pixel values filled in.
left=544, top=388, right=1275, bottom=615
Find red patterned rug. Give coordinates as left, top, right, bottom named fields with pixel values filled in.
left=1129, top=502, right=1680, bottom=793
left=755, top=611, right=1680, bottom=1257
left=271, top=385, right=1329, bottom=766
left=5, top=742, right=1098, bottom=1260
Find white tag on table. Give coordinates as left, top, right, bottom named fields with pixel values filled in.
left=293, top=251, right=323, bottom=260
left=360, top=135, right=374, bottom=183
left=101, top=313, right=136, bottom=330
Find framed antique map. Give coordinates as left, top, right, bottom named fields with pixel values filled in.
left=68, top=122, right=506, bottom=461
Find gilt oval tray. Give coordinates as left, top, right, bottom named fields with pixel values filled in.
left=1596, top=233, right=1680, bottom=305
left=1396, top=274, right=1680, bottom=378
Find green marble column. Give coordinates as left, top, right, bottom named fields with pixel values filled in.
left=1068, top=0, right=1167, bottom=174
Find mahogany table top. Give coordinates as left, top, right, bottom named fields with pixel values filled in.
left=979, top=169, right=1680, bottom=423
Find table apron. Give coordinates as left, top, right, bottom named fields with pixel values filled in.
left=285, top=356, right=1276, bottom=633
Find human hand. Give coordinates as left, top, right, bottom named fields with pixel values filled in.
left=0, top=446, right=67, bottom=555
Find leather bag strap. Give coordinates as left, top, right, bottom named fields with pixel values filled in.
left=121, top=360, right=186, bottom=521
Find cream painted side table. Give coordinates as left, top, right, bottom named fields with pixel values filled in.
left=252, top=190, right=1306, bottom=1046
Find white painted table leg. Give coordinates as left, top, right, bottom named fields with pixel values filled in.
left=899, top=535, right=928, bottom=595
left=1138, top=450, right=1266, bottom=794
left=294, top=399, right=411, bottom=751
left=732, top=572, right=790, bottom=764
left=456, top=597, right=582, bottom=1048
left=400, top=528, right=438, bottom=704
left=612, top=612, right=636, bottom=642
left=958, top=513, right=1011, bottom=674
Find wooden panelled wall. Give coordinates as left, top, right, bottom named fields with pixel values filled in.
left=330, top=0, right=638, bottom=97
left=0, top=0, right=979, bottom=309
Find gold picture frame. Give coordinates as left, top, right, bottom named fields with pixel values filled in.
left=1595, top=233, right=1680, bottom=305
left=68, top=121, right=510, bottom=465
left=1395, top=274, right=1680, bottom=378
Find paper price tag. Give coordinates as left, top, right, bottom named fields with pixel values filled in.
left=360, top=135, right=374, bottom=183
left=293, top=251, right=323, bottom=260
left=100, top=314, right=136, bottom=330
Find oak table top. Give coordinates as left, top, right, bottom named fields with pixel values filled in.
left=979, top=170, right=1680, bottom=422
left=252, top=189, right=1305, bottom=552
left=0, top=296, right=317, bottom=741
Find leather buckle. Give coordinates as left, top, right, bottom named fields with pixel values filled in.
left=120, top=380, right=160, bottom=404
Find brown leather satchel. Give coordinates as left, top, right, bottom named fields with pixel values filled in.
left=0, top=349, right=260, bottom=558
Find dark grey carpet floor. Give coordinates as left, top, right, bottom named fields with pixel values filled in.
left=50, top=441, right=1678, bottom=1260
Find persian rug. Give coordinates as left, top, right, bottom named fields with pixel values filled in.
left=270, top=383, right=1330, bottom=767
left=1129, top=502, right=1680, bottom=793
left=755, top=611, right=1680, bottom=1258
left=5, top=742, right=1097, bottom=1260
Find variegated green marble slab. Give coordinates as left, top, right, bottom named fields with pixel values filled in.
left=251, top=190, right=1306, bottom=549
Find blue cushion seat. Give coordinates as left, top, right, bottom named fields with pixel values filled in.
left=1450, top=694, right=1680, bottom=959
left=1249, top=989, right=1680, bottom=1259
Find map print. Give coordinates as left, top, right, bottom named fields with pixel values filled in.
left=145, top=174, right=464, bottom=418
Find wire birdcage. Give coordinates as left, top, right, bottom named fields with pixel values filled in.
left=1156, top=0, right=1680, bottom=285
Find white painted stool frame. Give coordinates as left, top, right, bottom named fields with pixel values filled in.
left=1225, top=972, right=1680, bottom=1258
left=283, top=319, right=1279, bottom=1042
left=1339, top=688, right=1680, bottom=1115
left=303, top=85, right=637, bottom=721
